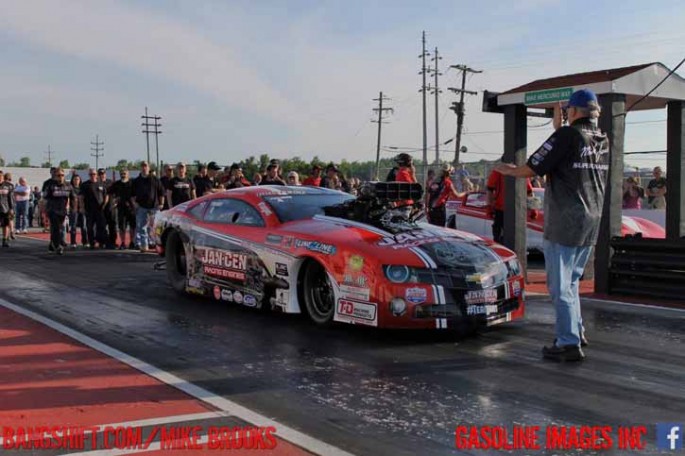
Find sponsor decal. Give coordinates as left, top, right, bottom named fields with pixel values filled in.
left=466, top=304, right=499, bottom=316
left=348, top=255, right=364, bottom=272
left=243, top=294, right=257, bottom=307
left=198, top=247, right=247, bottom=281
left=213, top=286, right=221, bottom=300
left=274, top=290, right=289, bottom=307
left=258, top=202, right=272, bottom=216
left=336, top=299, right=377, bottom=325
left=265, top=234, right=282, bottom=245
left=405, top=287, right=427, bottom=304
left=275, top=262, right=289, bottom=277
left=188, top=277, right=203, bottom=288
left=542, top=141, right=553, bottom=151
left=377, top=231, right=442, bottom=249
left=512, top=280, right=522, bottom=298
left=233, top=291, right=243, bottom=304
left=531, top=158, right=540, bottom=166
left=294, top=239, right=336, bottom=255
left=339, top=284, right=370, bottom=302
left=465, top=289, right=498, bottom=305
left=282, top=236, right=294, bottom=248
left=343, top=274, right=367, bottom=288
left=221, top=289, right=233, bottom=302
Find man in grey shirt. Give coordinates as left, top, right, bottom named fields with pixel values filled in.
left=495, top=89, right=609, bottom=362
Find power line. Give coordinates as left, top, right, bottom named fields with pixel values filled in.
left=448, top=64, right=482, bottom=164
left=90, top=135, right=104, bottom=169
left=622, top=55, right=685, bottom=115
left=43, top=145, right=55, bottom=167
left=372, top=92, right=393, bottom=180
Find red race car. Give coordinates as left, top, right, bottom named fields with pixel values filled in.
left=153, top=183, right=525, bottom=330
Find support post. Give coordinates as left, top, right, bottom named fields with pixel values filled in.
left=666, top=100, right=685, bottom=240
left=502, top=104, right=528, bottom=274
left=595, top=94, right=626, bottom=294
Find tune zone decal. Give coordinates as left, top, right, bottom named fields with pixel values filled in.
left=335, top=299, right=378, bottom=327
left=198, top=248, right=247, bottom=281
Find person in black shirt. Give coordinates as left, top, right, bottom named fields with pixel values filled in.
left=260, top=163, right=285, bottom=186
left=68, top=174, right=87, bottom=247
left=98, top=168, right=117, bottom=249
left=44, top=168, right=75, bottom=255
left=167, top=162, right=196, bottom=208
left=160, top=164, right=174, bottom=210
left=80, top=169, right=108, bottom=249
left=193, top=164, right=214, bottom=198
left=0, top=170, right=14, bottom=247
left=646, top=166, right=666, bottom=209
left=131, top=161, right=165, bottom=252
left=495, top=89, right=609, bottom=362
left=206, top=161, right=224, bottom=191
left=109, top=169, right=136, bottom=249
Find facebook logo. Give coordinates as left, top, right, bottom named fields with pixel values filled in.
left=657, top=424, right=683, bottom=450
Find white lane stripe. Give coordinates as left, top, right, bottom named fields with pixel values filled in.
left=0, top=412, right=226, bottom=447
left=0, top=298, right=355, bottom=456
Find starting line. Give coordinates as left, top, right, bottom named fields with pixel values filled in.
left=0, top=297, right=355, bottom=456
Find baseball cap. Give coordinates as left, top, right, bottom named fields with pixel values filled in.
left=207, top=161, right=221, bottom=171
left=566, top=89, right=598, bottom=109
left=97, top=168, right=106, bottom=174
left=312, top=164, right=322, bottom=170
left=230, top=163, right=242, bottom=171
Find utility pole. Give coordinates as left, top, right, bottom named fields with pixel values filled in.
left=142, top=108, right=162, bottom=170
left=44, top=145, right=54, bottom=167
left=372, top=92, right=393, bottom=180
left=429, top=47, right=442, bottom=164
left=90, top=135, right=104, bottom=169
left=418, top=31, right=430, bottom=183
left=448, top=64, right=482, bottom=165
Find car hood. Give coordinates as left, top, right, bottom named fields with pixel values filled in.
left=279, top=216, right=515, bottom=270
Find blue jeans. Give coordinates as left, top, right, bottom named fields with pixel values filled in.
left=543, top=240, right=593, bottom=347
left=15, top=200, right=29, bottom=231
left=135, top=207, right=157, bottom=249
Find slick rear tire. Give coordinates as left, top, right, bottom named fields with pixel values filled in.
left=302, top=260, right=335, bottom=326
left=165, top=231, right=187, bottom=294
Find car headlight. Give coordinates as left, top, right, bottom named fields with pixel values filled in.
left=505, top=258, right=521, bottom=277
left=384, top=265, right=412, bottom=283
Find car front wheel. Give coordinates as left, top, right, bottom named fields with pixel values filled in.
left=302, top=261, right=335, bottom=325
left=165, top=230, right=187, bottom=294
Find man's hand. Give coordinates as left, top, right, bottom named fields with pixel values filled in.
left=494, top=163, right=517, bottom=175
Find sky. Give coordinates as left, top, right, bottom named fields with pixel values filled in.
left=0, top=0, right=683, bottom=170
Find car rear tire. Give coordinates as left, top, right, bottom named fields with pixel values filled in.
left=302, top=261, right=335, bottom=325
left=165, top=230, right=187, bottom=294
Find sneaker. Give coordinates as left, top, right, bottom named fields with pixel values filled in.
left=70, top=244, right=77, bottom=249
left=56, top=246, right=64, bottom=255
left=553, top=334, right=588, bottom=348
left=542, top=344, right=585, bottom=362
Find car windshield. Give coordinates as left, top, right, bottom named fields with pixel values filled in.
left=263, top=193, right=356, bottom=222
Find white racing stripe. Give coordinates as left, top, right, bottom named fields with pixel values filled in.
left=0, top=298, right=356, bottom=456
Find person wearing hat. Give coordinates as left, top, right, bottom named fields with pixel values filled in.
left=319, top=163, right=349, bottom=191
left=286, top=171, right=301, bottom=186
left=495, top=88, right=609, bottom=362
left=160, top=164, right=174, bottom=210
left=426, top=164, right=465, bottom=227
left=225, top=163, right=251, bottom=189
left=206, top=161, right=224, bottom=192
left=302, top=165, right=322, bottom=187
left=80, top=168, right=108, bottom=249
left=260, top=163, right=285, bottom=186
left=43, top=167, right=75, bottom=255
left=98, top=168, right=117, bottom=249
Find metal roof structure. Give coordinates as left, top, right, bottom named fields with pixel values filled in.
left=497, top=62, right=685, bottom=110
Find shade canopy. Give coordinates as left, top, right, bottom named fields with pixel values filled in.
left=497, top=62, right=685, bottom=111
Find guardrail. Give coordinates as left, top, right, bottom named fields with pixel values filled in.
left=610, top=236, right=685, bottom=300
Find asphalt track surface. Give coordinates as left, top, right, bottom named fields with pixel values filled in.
left=1, top=237, right=684, bottom=455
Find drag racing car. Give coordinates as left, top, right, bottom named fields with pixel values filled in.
left=153, top=183, right=525, bottom=330
left=448, top=188, right=665, bottom=251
